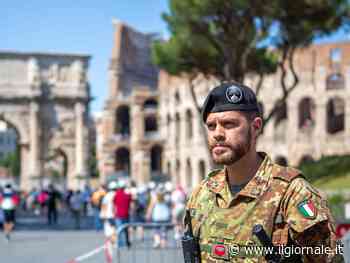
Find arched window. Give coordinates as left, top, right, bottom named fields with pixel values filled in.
left=186, top=109, right=193, bottom=139
left=298, top=98, right=316, bottom=131
left=175, top=112, right=180, bottom=145
left=175, top=159, right=181, bottom=185
left=274, top=102, right=287, bottom=141
left=143, top=98, right=158, bottom=109
left=175, top=91, right=180, bottom=104
left=167, top=161, right=171, bottom=178
left=275, top=156, right=288, bottom=166
left=186, top=158, right=192, bottom=189
left=145, top=115, right=158, bottom=133
left=115, top=105, right=130, bottom=136
left=167, top=114, right=171, bottom=137
left=327, top=97, right=345, bottom=134
left=115, top=147, right=130, bottom=174
left=151, top=145, right=162, bottom=172
left=326, top=73, right=345, bottom=90
left=199, top=160, right=206, bottom=180
left=330, top=48, right=342, bottom=63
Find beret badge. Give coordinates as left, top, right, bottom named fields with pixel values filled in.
left=225, top=85, right=243, bottom=104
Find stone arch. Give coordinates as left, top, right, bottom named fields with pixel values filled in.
left=186, top=158, right=192, bottom=190
left=185, top=109, right=193, bottom=139
left=115, top=147, right=130, bottom=175
left=274, top=102, right=287, bottom=141
left=150, top=145, right=162, bottom=173
left=298, top=97, right=316, bottom=131
left=143, top=98, right=157, bottom=109
left=275, top=156, right=288, bottom=166
left=0, top=119, right=21, bottom=178
left=0, top=113, right=28, bottom=144
left=326, top=73, right=345, bottom=90
left=299, top=155, right=314, bottom=166
left=44, top=148, right=68, bottom=188
left=327, top=97, right=345, bottom=134
left=199, top=160, right=206, bottom=180
left=115, top=105, right=130, bottom=136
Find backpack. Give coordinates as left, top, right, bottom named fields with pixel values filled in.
left=152, top=202, right=171, bottom=222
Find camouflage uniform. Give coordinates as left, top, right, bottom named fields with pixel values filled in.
left=186, top=153, right=344, bottom=262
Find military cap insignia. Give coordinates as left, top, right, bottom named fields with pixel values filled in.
left=211, top=244, right=229, bottom=260
left=226, top=85, right=243, bottom=104
left=297, top=199, right=317, bottom=219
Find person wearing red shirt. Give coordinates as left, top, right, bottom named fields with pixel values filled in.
left=113, top=180, right=131, bottom=247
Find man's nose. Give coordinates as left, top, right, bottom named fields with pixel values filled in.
left=213, top=125, right=225, bottom=141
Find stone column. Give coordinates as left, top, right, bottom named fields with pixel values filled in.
left=131, top=103, right=143, bottom=144
left=75, top=102, right=87, bottom=187
left=29, top=102, right=41, bottom=186
left=19, top=144, right=31, bottom=191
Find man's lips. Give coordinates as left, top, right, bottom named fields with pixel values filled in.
left=213, top=145, right=230, bottom=154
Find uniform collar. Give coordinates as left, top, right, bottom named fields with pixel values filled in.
left=206, top=152, right=273, bottom=207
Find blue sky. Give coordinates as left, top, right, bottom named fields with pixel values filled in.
left=1, top=1, right=349, bottom=114
left=0, top=0, right=168, bottom=114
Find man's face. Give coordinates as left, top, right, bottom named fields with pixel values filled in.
left=206, top=111, right=256, bottom=165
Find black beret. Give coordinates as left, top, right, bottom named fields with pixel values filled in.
left=201, top=82, right=259, bottom=122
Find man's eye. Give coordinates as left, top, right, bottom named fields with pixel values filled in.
left=224, top=122, right=237, bottom=128
left=207, top=124, right=215, bottom=130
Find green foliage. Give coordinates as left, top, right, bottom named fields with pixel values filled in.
left=0, top=146, right=21, bottom=177
left=328, top=194, right=346, bottom=221
left=299, top=155, right=350, bottom=182
left=152, top=0, right=349, bottom=81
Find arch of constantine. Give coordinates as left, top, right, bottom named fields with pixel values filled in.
left=0, top=51, right=91, bottom=190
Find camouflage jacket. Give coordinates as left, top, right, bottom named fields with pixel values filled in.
left=186, top=154, right=344, bottom=263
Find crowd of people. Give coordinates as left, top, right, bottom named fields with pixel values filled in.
left=0, top=180, right=187, bottom=247
left=97, top=179, right=187, bottom=248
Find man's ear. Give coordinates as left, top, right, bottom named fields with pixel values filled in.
left=252, top=117, right=263, bottom=135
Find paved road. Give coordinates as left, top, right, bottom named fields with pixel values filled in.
left=0, top=212, right=183, bottom=263
left=1, top=212, right=107, bottom=263
left=0, top=230, right=106, bottom=263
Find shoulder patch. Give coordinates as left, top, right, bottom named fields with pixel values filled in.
left=297, top=199, right=317, bottom=219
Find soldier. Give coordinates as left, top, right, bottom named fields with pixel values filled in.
left=185, top=82, right=344, bottom=262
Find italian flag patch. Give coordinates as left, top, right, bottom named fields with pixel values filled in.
left=297, top=199, right=317, bottom=219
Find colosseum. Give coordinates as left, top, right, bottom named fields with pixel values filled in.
left=98, top=22, right=350, bottom=191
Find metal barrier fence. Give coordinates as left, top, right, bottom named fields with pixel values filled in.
left=343, top=231, right=350, bottom=263
left=115, top=223, right=183, bottom=263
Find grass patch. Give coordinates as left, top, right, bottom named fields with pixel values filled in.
left=299, top=155, right=350, bottom=183
left=312, top=173, right=350, bottom=190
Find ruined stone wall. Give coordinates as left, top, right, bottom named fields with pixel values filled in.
left=158, top=42, right=350, bottom=191
left=99, top=21, right=162, bottom=185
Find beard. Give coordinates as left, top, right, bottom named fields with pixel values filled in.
left=209, top=128, right=252, bottom=166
